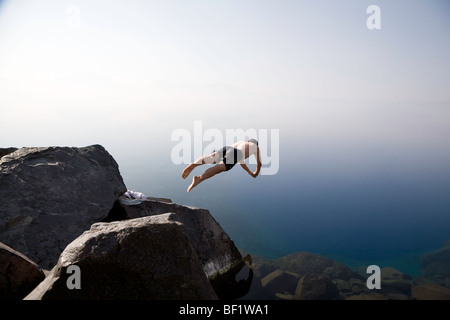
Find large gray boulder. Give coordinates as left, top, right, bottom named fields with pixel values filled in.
left=25, top=214, right=218, bottom=300
left=0, top=242, right=45, bottom=299
left=111, top=198, right=243, bottom=280
left=0, top=145, right=127, bottom=269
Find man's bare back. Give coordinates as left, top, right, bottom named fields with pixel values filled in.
left=231, top=141, right=258, bottom=162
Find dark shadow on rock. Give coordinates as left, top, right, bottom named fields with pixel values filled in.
left=0, top=147, right=18, bottom=159
left=210, top=255, right=254, bottom=300
left=102, top=200, right=129, bottom=222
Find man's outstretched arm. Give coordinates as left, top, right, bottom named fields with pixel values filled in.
left=240, top=150, right=261, bottom=178
left=240, top=163, right=257, bottom=178
left=255, top=147, right=262, bottom=176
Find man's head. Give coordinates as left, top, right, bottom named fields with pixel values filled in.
left=248, top=138, right=258, bottom=146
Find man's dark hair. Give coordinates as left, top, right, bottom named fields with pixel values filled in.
left=248, top=139, right=258, bottom=146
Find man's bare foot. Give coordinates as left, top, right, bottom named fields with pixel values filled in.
left=187, top=176, right=201, bottom=192
left=182, top=164, right=195, bottom=179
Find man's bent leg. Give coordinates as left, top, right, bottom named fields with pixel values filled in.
left=187, top=162, right=226, bottom=192
left=182, top=163, right=200, bottom=179
left=182, top=152, right=219, bottom=179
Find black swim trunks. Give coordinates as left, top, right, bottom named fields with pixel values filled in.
left=218, top=146, right=243, bottom=171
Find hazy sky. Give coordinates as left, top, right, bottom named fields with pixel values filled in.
left=0, top=0, right=449, bottom=167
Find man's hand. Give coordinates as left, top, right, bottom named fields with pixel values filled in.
left=251, top=169, right=260, bottom=178
left=241, top=163, right=257, bottom=178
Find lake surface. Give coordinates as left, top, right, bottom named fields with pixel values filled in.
left=119, top=152, right=450, bottom=277
left=113, top=100, right=450, bottom=278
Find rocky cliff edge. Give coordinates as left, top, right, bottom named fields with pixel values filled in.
left=0, top=145, right=244, bottom=299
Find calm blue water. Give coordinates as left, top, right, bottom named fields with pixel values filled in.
left=119, top=149, right=450, bottom=277
left=112, top=99, right=450, bottom=278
